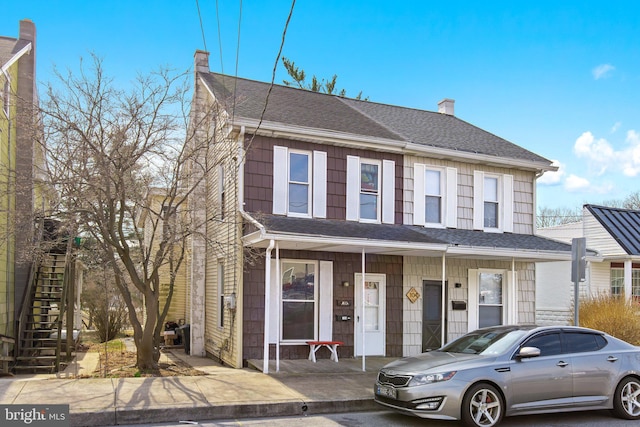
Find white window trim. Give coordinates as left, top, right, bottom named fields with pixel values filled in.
left=287, top=149, right=313, bottom=218
left=347, top=156, right=395, bottom=224
left=273, top=146, right=327, bottom=218
left=359, top=158, right=382, bottom=224
left=473, top=171, right=513, bottom=233
left=413, top=164, right=457, bottom=228
left=279, top=259, right=319, bottom=343
left=468, top=268, right=515, bottom=331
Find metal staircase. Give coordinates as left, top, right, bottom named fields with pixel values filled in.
left=13, top=253, right=72, bottom=374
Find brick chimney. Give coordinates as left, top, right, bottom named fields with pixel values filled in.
left=438, top=98, right=455, bottom=115
left=194, top=50, right=209, bottom=73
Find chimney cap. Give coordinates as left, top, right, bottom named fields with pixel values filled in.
left=438, top=98, right=455, bottom=116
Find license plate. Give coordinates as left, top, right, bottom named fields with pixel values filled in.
left=376, top=384, right=397, bottom=399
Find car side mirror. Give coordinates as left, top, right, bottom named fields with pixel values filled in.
left=517, top=346, right=541, bottom=359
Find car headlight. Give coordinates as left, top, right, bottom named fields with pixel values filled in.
left=408, top=371, right=457, bottom=386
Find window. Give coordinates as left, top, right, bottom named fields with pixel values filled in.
left=478, top=272, right=503, bottom=328
left=473, top=171, right=514, bottom=232
left=425, top=169, right=442, bottom=223
left=288, top=151, right=311, bottom=215
left=484, top=177, right=499, bottom=228
left=273, top=146, right=326, bottom=218
left=346, top=156, right=395, bottom=223
left=522, top=332, right=562, bottom=357
left=563, top=332, right=606, bottom=353
left=359, top=161, right=380, bottom=221
left=218, top=261, right=224, bottom=328
left=219, top=165, right=225, bottom=220
left=281, top=261, right=316, bottom=341
left=611, top=263, right=640, bottom=302
left=413, top=164, right=457, bottom=227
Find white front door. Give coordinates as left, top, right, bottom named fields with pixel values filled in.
left=354, top=273, right=386, bottom=356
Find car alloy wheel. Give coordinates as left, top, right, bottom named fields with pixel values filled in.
left=462, top=383, right=504, bottom=427
left=612, top=377, right=640, bottom=420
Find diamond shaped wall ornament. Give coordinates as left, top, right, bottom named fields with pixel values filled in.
left=406, top=287, right=420, bottom=303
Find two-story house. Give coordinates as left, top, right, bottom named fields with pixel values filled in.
left=186, top=50, right=574, bottom=370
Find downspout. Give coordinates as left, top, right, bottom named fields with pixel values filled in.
left=361, top=248, right=366, bottom=372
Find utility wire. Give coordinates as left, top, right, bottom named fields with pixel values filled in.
left=215, top=0, right=225, bottom=75
left=195, top=0, right=208, bottom=52
left=245, top=0, right=296, bottom=151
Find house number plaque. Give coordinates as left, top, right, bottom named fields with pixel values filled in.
left=406, top=287, right=420, bottom=303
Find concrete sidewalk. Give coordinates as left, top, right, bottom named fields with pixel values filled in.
left=0, top=349, right=386, bottom=427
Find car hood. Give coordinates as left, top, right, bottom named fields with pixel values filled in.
left=381, top=351, right=485, bottom=374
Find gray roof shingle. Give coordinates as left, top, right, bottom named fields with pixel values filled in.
left=201, top=72, right=552, bottom=165
left=0, top=36, right=29, bottom=67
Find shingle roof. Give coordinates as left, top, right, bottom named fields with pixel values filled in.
left=200, top=72, right=552, bottom=165
left=255, top=214, right=572, bottom=254
left=0, top=36, right=29, bottom=68
left=585, top=205, right=640, bottom=255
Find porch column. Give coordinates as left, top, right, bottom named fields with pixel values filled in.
left=624, top=260, right=632, bottom=302
left=441, top=254, right=446, bottom=346
left=361, top=248, right=366, bottom=372
left=263, top=240, right=275, bottom=373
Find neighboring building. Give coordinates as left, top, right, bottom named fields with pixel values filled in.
left=537, top=205, right=639, bottom=325
left=0, top=19, right=39, bottom=345
left=186, top=50, right=573, bottom=370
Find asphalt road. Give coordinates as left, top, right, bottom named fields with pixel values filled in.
left=117, top=409, right=635, bottom=427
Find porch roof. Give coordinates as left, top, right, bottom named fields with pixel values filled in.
left=242, top=214, right=575, bottom=262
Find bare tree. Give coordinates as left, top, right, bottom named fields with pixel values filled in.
left=37, top=54, right=212, bottom=370
left=537, top=206, right=582, bottom=228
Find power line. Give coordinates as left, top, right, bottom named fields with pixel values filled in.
left=195, top=0, right=208, bottom=52
left=215, top=0, right=225, bottom=75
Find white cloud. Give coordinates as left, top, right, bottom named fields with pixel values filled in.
left=592, top=63, right=615, bottom=80
left=621, top=130, right=640, bottom=176
left=537, top=160, right=564, bottom=185
left=564, top=174, right=590, bottom=191
left=573, top=131, right=615, bottom=175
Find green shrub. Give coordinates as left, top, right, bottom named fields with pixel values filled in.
left=576, top=293, right=640, bottom=345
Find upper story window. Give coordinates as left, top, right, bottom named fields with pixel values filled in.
left=273, top=146, right=327, bottom=218
left=288, top=151, right=311, bottom=215
left=413, top=164, right=457, bottom=228
left=473, top=171, right=514, bottom=233
left=347, top=156, right=395, bottom=224
left=359, top=160, right=380, bottom=221
left=484, top=176, right=499, bottom=228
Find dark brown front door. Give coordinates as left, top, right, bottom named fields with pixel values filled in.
left=422, top=280, right=444, bottom=351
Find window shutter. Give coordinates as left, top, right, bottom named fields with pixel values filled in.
left=273, top=146, right=288, bottom=215
left=413, top=163, right=425, bottom=226
left=346, top=155, right=360, bottom=221
left=318, top=261, right=333, bottom=341
left=445, top=167, right=457, bottom=228
left=503, top=174, right=514, bottom=233
left=382, top=160, right=395, bottom=224
left=313, top=151, right=327, bottom=218
left=473, top=171, right=484, bottom=230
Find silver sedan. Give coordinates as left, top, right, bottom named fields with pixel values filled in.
left=374, top=325, right=640, bottom=427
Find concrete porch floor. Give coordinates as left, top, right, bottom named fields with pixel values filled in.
left=247, top=356, right=397, bottom=375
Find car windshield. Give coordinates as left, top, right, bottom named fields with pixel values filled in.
left=441, top=328, right=529, bottom=355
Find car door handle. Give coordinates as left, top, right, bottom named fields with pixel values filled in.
left=557, top=361, right=569, bottom=368
left=607, top=356, right=618, bottom=363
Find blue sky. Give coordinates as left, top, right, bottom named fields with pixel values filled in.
left=3, top=1, right=640, bottom=211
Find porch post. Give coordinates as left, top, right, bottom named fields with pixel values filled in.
left=511, top=257, right=518, bottom=324
left=263, top=240, right=275, bottom=373
left=276, top=243, right=281, bottom=372
left=624, top=260, right=632, bottom=302
left=362, top=248, right=366, bottom=372
left=441, top=253, right=446, bottom=346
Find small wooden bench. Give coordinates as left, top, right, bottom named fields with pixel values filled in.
left=306, top=340, right=344, bottom=363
